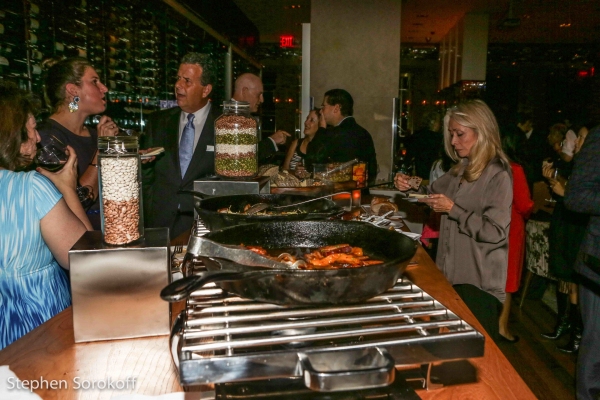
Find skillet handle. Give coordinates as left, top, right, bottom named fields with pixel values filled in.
left=177, top=189, right=213, bottom=199
left=160, top=270, right=276, bottom=302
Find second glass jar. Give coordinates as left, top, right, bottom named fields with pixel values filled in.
left=214, top=100, right=258, bottom=179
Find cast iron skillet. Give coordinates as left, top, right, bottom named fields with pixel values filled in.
left=161, top=220, right=417, bottom=305
left=183, top=191, right=345, bottom=231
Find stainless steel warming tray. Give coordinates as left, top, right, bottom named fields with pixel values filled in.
left=170, top=274, right=485, bottom=392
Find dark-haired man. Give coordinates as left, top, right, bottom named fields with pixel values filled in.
left=141, top=53, right=218, bottom=238
left=232, top=73, right=290, bottom=164
left=306, top=89, right=377, bottom=183
left=515, top=112, right=550, bottom=192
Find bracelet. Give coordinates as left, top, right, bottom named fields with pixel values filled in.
left=89, top=163, right=98, bottom=168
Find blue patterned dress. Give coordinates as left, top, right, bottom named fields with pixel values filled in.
left=0, top=170, right=71, bottom=349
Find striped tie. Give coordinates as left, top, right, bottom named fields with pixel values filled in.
left=179, top=113, right=195, bottom=177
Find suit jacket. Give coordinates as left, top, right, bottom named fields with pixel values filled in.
left=141, top=104, right=216, bottom=238
left=305, top=117, right=378, bottom=183
left=521, top=128, right=551, bottom=191
left=564, top=125, right=600, bottom=285
left=258, top=137, right=278, bottom=164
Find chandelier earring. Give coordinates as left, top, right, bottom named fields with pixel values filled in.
left=68, top=96, right=80, bottom=113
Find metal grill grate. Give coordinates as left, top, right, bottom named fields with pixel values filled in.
left=171, top=277, right=485, bottom=387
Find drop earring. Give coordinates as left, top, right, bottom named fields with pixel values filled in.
left=68, top=96, right=80, bottom=113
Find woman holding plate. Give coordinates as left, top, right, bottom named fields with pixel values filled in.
left=394, top=100, right=512, bottom=341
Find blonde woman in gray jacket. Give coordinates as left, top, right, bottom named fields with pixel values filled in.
left=394, top=100, right=512, bottom=342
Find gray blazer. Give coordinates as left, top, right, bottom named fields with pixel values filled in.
left=428, top=157, right=513, bottom=302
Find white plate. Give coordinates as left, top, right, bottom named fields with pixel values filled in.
left=140, top=147, right=165, bottom=159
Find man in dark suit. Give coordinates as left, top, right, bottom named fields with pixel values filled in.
left=564, top=124, right=600, bottom=400
left=306, top=89, right=378, bottom=183
left=515, top=112, right=551, bottom=192
left=232, top=73, right=290, bottom=164
left=406, top=110, right=443, bottom=179
left=141, top=53, right=217, bottom=238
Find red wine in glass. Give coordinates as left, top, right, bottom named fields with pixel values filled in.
left=37, top=161, right=65, bottom=171
left=36, top=137, right=68, bottom=169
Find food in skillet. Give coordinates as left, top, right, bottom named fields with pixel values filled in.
left=243, top=243, right=383, bottom=270
left=217, top=203, right=305, bottom=215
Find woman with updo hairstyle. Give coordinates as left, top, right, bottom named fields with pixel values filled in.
left=0, top=82, right=92, bottom=350
left=394, top=99, right=513, bottom=342
left=38, top=57, right=119, bottom=227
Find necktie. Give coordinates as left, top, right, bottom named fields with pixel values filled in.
left=179, top=113, right=195, bottom=177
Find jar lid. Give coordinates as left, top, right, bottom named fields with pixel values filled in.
left=222, top=100, right=250, bottom=111
left=98, top=136, right=139, bottom=152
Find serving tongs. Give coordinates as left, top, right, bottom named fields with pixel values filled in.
left=245, top=192, right=352, bottom=215
left=322, top=158, right=358, bottom=177
left=161, top=235, right=299, bottom=302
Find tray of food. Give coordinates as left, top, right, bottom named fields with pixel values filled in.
left=258, top=164, right=356, bottom=195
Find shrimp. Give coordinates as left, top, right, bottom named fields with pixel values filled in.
left=245, top=245, right=268, bottom=256
left=306, top=253, right=363, bottom=268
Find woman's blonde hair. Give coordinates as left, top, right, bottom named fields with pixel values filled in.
left=443, top=99, right=509, bottom=181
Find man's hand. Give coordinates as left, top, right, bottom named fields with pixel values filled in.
left=270, top=130, right=291, bottom=146
left=139, top=148, right=156, bottom=164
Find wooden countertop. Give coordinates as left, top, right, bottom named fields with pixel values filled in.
left=0, top=242, right=535, bottom=399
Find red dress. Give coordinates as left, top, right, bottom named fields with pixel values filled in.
left=506, top=162, right=534, bottom=293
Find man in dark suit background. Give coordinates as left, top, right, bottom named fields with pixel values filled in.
left=232, top=73, right=290, bottom=164
left=564, top=124, right=600, bottom=400
left=141, top=53, right=217, bottom=238
left=515, top=111, right=551, bottom=192
left=306, top=89, right=378, bottom=183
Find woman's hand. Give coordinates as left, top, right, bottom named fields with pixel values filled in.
left=542, top=163, right=556, bottom=180
left=36, top=145, right=79, bottom=194
left=419, top=194, right=455, bottom=213
left=393, top=173, right=412, bottom=191
left=547, top=178, right=565, bottom=196
left=97, top=115, right=119, bottom=137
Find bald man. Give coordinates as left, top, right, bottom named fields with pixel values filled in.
left=233, top=73, right=290, bottom=164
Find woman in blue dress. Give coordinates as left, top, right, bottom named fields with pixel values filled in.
left=0, top=83, right=92, bottom=350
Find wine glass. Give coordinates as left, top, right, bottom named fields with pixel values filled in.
left=36, top=136, right=95, bottom=209
left=36, top=136, right=67, bottom=171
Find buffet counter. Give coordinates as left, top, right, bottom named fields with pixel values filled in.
left=0, top=244, right=535, bottom=399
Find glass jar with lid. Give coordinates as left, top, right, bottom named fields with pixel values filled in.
left=214, top=100, right=258, bottom=179
left=97, top=136, right=144, bottom=245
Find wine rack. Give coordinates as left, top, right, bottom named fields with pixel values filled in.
left=0, top=0, right=260, bottom=131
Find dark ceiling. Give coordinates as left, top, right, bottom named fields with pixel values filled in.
left=231, top=0, right=600, bottom=45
